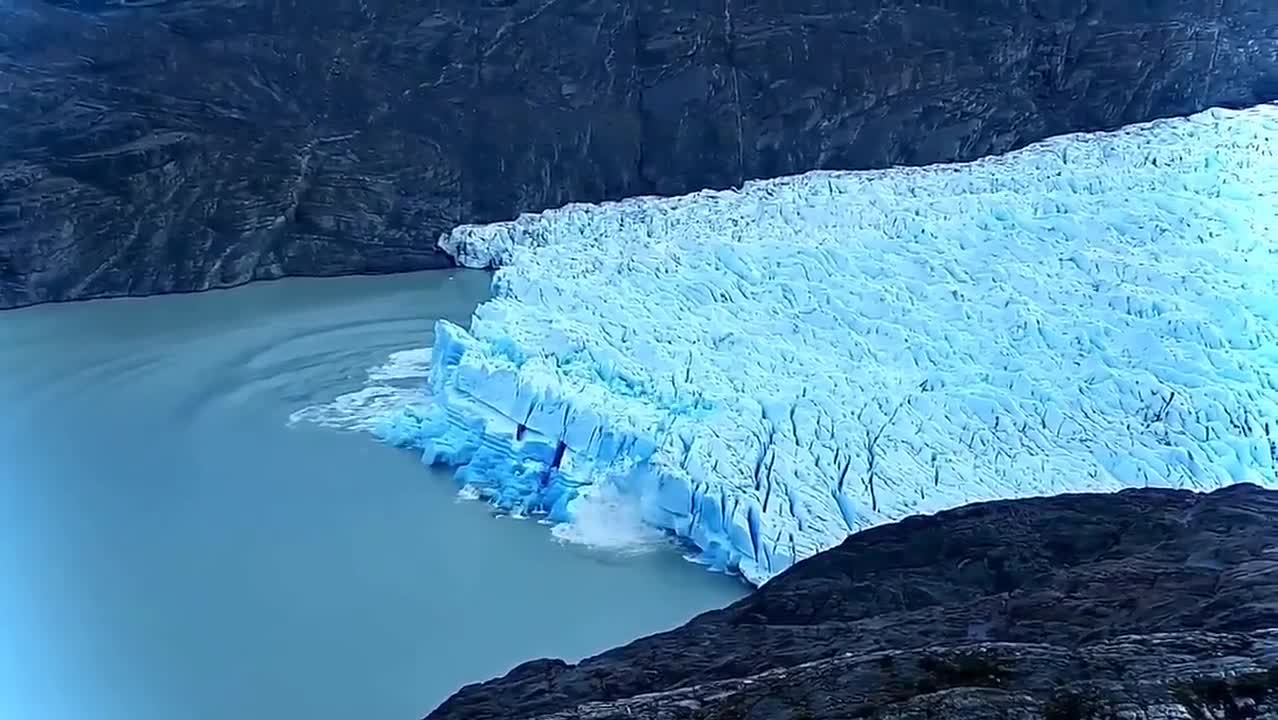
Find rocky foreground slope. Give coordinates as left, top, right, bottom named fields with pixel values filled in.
left=3, top=0, right=1277, bottom=307
left=427, top=484, right=1278, bottom=719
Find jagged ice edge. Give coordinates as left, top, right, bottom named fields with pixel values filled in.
left=380, top=104, right=1278, bottom=586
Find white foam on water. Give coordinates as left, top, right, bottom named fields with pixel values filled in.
left=367, top=349, right=433, bottom=382
left=289, top=348, right=433, bottom=432
left=549, top=484, right=671, bottom=555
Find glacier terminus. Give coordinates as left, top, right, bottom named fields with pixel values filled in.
left=378, top=105, right=1278, bottom=586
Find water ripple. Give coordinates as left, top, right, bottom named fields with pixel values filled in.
left=288, top=347, right=434, bottom=432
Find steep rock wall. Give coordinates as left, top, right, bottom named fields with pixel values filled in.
left=1, top=0, right=1275, bottom=307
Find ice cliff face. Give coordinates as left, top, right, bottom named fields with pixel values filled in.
left=383, top=105, right=1278, bottom=585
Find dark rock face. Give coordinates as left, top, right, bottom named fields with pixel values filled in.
left=2, top=1, right=1277, bottom=308
left=427, top=484, right=1278, bottom=719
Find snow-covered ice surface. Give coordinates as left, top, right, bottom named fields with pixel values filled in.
left=383, top=105, right=1278, bottom=585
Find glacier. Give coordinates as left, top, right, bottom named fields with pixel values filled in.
left=379, top=104, right=1278, bottom=586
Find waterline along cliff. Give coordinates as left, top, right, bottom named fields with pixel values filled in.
left=3, top=0, right=1277, bottom=307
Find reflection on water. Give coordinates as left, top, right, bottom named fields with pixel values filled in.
left=0, top=271, right=744, bottom=720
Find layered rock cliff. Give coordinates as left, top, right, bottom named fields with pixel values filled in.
left=3, top=0, right=1277, bottom=307
left=427, top=484, right=1278, bottom=719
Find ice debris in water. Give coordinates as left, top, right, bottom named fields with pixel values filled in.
left=290, top=349, right=433, bottom=432
left=382, top=104, right=1278, bottom=585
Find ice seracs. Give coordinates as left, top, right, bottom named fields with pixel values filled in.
left=381, top=104, right=1278, bottom=585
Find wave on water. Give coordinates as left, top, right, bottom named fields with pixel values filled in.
left=287, top=348, right=433, bottom=432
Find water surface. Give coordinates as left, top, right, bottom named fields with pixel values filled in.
left=0, top=271, right=745, bottom=720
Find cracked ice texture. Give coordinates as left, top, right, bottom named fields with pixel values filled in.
left=386, top=105, right=1278, bottom=585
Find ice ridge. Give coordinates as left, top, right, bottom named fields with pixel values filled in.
left=382, top=105, right=1278, bottom=585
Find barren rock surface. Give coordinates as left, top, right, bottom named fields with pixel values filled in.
left=427, top=484, right=1278, bottom=719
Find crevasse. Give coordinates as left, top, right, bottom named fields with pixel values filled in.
left=379, top=105, right=1278, bottom=585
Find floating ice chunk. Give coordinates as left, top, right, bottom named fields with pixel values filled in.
left=383, top=104, right=1278, bottom=585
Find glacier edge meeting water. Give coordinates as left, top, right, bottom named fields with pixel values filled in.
left=380, top=105, right=1278, bottom=586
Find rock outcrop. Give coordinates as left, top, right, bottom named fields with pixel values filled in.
left=427, top=484, right=1278, bottom=719
left=3, top=0, right=1277, bottom=307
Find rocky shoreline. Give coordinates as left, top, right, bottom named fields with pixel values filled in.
left=427, top=484, right=1278, bottom=719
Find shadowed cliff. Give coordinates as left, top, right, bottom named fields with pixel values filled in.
left=2, top=0, right=1277, bottom=307
left=427, top=484, right=1278, bottom=719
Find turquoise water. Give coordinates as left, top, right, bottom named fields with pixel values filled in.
left=0, top=271, right=744, bottom=720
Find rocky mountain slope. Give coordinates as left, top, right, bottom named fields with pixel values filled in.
left=427, top=484, right=1278, bottom=719
left=3, top=0, right=1277, bottom=307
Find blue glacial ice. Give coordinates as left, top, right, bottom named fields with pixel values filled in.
left=380, top=104, right=1278, bottom=586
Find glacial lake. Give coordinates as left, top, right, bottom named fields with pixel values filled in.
left=0, top=270, right=745, bottom=720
